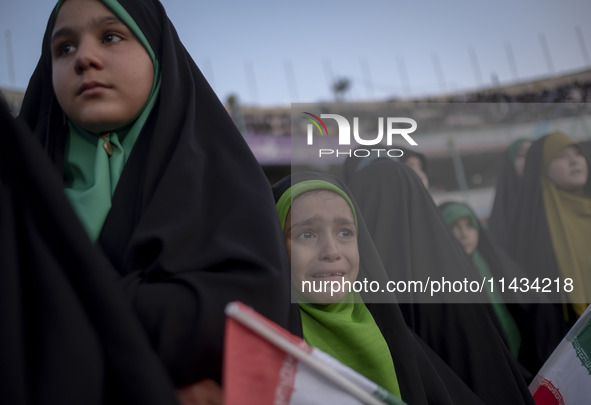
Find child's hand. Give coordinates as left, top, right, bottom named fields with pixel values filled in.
left=177, top=379, right=223, bottom=405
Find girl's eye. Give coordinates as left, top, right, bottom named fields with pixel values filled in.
left=55, top=42, right=76, bottom=57
left=103, top=33, right=123, bottom=43
left=296, top=231, right=314, bottom=239
left=338, top=229, right=355, bottom=238
left=62, top=44, right=73, bottom=55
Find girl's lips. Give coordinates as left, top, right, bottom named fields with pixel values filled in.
left=77, top=81, right=108, bottom=95
left=311, top=272, right=345, bottom=278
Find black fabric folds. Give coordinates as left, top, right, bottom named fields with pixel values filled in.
left=1, top=98, right=179, bottom=404
left=15, top=0, right=291, bottom=388
left=438, top=201, right=534, bottom=380
left=488, top=143, right=526, bottom=249
left=344, top=159, right=535, bottom=405
left=272, top=171, right=485, bottom=405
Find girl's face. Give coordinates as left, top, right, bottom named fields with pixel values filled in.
left=284, top=190, right=359, bottom=303
left=451, top=216, right=479, bottom=256
left=547, top=145, right=588, bottom=192
left=514, top=141, right=532, bottom=177
left=51, top=0, right=154, bottom=133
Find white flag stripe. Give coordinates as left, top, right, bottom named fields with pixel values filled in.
left=290, top=361, right=375, bottom=405
left=225, top=302, right=388, bottom=405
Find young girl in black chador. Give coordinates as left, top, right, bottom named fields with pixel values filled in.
left=439, top=200, right=538, bottom=382
left=273, top=171, right=485, bottom=405
left=1, top=0, right=291, bottom=403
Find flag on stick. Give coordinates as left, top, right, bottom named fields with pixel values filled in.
left=223, top=301, right=405, bottom=405
left=529, top=305, right=591, bottom=405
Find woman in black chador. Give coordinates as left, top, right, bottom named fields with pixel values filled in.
left=507, top=132, right=591, bottom=374
left=488, top=138, right=532, bottom=249
left=0, top=0, right=291, bottom=403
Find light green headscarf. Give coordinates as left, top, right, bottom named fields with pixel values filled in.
left=300, top=294, right=401, bottom=400
left=277, top=179, right=401, bottom=399
left=54, top=0, right=162, bottom=242
left=441, top=202, right=522, bottom=357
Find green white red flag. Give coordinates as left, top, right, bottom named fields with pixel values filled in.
left=530, top=305, right=591, bottom=405
left=223, top=301, right=405, bottom=405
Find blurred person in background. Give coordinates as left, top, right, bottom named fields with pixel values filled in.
left=488, top=138, right=532, bottom=250
left=343, top=146, right=430, bottom=190
left=345, top=158, right=535, bottom=404
left=439, top=201, right=539, bottom=381
left=507, top=132, right=591, bottom=375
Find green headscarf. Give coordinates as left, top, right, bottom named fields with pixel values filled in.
left=275, top=179, right=357, bottom=231
left=54, top=0, right=162, bottom=242
left=300, top=296, right=401, bottom=400
left=441, top=202, right=522, bottom=357
left=277, top=179, right=401, bottom=399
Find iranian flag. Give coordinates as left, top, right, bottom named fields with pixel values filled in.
left=529, top=305, right=591, bottom=405
left=223, top=302, right=405, bottom=405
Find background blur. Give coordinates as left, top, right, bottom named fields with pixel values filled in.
left=2, top=0, right=591, bottom=217
left=2, top=0, right=591, bottom=105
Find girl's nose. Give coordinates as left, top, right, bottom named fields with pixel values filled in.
left=320, top=236, right=341, bottom=262
left=74, top=40, right=104, bottom=74
left=569, top=154, right=582, bottom=166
